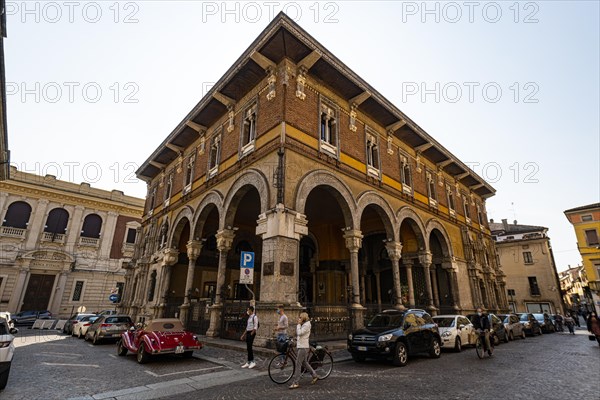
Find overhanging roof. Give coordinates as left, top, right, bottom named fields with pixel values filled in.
left=136, top=13, right=495, bottom=198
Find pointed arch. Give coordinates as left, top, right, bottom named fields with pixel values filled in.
left=425, top=218, right=454, bottom=259
left=169, top=206, right=194, bottom=248
left=192, top=191, right=224, bottom=240
left=223, top=169, right=270, bottom=228
left=356, top=191, right=397, bottom=240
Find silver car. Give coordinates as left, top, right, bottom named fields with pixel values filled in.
left=498, top=313, right=526, bottom=340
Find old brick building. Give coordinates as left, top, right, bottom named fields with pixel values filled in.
left=123, top=14, right=507, bottom=344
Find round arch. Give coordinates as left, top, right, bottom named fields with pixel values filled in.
left=192, top=191, right=224, bottom=240
left=356, top=191, right=397, bottom=240
left=294, top=170, right=356, bottom=228
left=222, top=169, right=270, bottom=228
left=425, top=219, right=454, bottom=259
left=169, top=206, right=194, bottom=248
left=397, top=206, right=427, bottom=251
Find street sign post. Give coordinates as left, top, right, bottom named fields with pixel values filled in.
left=239, top=251, right=254, bottom=285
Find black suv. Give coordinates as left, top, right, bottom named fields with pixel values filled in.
left=347, top=309, right=441, bottom=367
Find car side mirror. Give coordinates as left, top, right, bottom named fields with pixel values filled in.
left=129, top=326, right=136, bottom=331
left=9, top=327, right=18, bottom=335
left=459, top=324, right=465, bottom=330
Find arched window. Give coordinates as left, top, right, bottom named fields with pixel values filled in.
left=44, top=208, right=69, bottom=234
left=2, top=201, right=32, bottom=229
left=147, top=270, right=157, bottom=302
left=81, top=214, right=102, bottom=238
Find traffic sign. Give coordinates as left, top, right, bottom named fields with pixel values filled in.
left=240, top=251, right=254, bottom=284
left=109, top=294, right=120, bottom=303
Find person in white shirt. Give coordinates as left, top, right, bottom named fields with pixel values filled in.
left=289, top=312, right=318, bottom=389
left=240, top=306, right=258, bottom=369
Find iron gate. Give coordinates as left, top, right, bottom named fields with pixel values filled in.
left=304, top=303, right=351, bottom=341
left=220, top=300, right=250, bottom=340
left=186, top=300, right=210, bottom=335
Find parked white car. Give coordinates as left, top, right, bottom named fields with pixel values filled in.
left=433, top=315, right=474, bottom=352
left=73, top=315, right=100, bottom=339
left=0, top=317, right=18, bottom=390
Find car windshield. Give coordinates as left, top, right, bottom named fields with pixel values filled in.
left=367, top=313, right=404, bottom=328
left=105, top=317, right=132, bottom=324
left=433, top=317, right=455, bottom=327
left=497, top=315, right=509, bottom=323
left=519, top=314, right=529, bottom=321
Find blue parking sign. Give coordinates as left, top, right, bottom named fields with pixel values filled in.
left=240, top=251, right=254, bottom=284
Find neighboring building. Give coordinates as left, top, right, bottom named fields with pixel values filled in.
left=564, top=203, right=600, bottom=312
left=0, top=0, right=9, bottom=181
left=123, top=13, right=507, bottom=344
left=490, top=219, right=563, bottom=314
left=559, top=265, right=595, bottom=313
left=0, top=166, right=144, bottom=317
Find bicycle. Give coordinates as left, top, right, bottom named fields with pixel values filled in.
left=474, top=330, right=495, bottom=359
left=268, top=337, right=334, bottom=384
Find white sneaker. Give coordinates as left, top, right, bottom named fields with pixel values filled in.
left=248, top=361, right=256, bottom=369
left=241, top=362, right=249, bottom=368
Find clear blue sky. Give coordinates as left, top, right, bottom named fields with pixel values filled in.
left=5, top=1, right=599, bottom=271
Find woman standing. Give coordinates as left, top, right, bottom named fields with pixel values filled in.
left=289, top=312, right=318, bottom=389
left=564, top=313, right=575, bottom=335
left=586, top=311, right=600, bottom=345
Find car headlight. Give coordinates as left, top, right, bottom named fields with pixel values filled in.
left=348, top=334, right=353, bottom=340
left=442, top=331, right=452, bottom=337
left=378, top=334, right=393, bottom=342
left=0, top=341, right=11, bottom=348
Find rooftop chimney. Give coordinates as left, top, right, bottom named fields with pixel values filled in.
left=513, top=220, right=518, bottom=225
left=490, top=219, right=494, bottom=224
left=502, top=219, right=508, bottom=231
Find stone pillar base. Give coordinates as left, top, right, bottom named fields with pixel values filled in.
left=179, top=303, right=190, bottom=326
left=427, top=305, right=438, bottom=316
left=351, top=304, right=366, bottom=331
left=205, top=304, right=223, bottom=337
left=394, top=303, right=406, bottom=311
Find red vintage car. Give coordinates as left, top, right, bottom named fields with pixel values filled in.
left=117, top=318, right=203, bottom=363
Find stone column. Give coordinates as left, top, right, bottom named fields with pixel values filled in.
left=50, top=272, right=68, bottom=315
left=343, top=229, right=365, bottom=330
left=419, top=252, right=436, bottom=315
left=8, top=268, right=29, bottom=312
left=385, top=241, right=404, bottom=310
left=431, top=267, right=440, bottom=309
left=25, top=199, right=49, bottom=249
left=0, top=191, right=10, bottom=220
left=205, top=228, right=235, bottom=338
left=65, top=205, right=85, bottom=253
left=404, top=259, right=415, bottom=308
left=375, top=271, right=382, bottom=307
left=99, top=211, right=119, bottom=259
left=179, top=240, right=202, bottom=325
left=157, top=248, right=179, bottom=317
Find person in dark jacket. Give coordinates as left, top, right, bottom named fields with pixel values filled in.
left=472, top=308, right=492, bottom=355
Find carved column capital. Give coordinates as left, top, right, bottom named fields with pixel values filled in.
left=161, top=247, right=179, bottom=267
left=419, top=251, right=433, bottom=268
left=342, top=229, right=363, bottom=253
left=186, top=240, right=202, bottom=261
left=385, top=241, right=403, bottom=261
left=216, top=229, right=236, bottom=253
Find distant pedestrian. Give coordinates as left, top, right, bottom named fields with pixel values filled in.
left=273, top=305, right=289, bottom=353
left=572, top=311, right=581, bottom=327
left=564, top=314, right=575, bottom=334
left=289, top=312, right=318, bottom=389
left=241, top=306, right=258, bottom=369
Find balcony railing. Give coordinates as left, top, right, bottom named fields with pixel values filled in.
left=0, top=226, right=27, bottom=239
left=79, top=236, right=100, bottom=247
left=122, top=242, right=135, bottom=256
left=41, top=232, right=65, bottom=244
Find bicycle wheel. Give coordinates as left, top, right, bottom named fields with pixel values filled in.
left=268, top=354, right=295, bottom=384
left=475, top=337, right=484, bottom=359
left=312, top=352, right=333, bottom=380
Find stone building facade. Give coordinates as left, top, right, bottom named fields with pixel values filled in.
left=490, top=219, right=563, bottom=314
left=0, top=166, right=143, bottom=317
left=123, top=14, right=507, bottom=344
left=559, top=265, right=595, bottom=313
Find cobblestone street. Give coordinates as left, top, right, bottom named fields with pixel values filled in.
left=2, top=327, right=598, bottom=400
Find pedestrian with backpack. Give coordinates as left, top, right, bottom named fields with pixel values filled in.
left=241, top=306, right=258, bottom=369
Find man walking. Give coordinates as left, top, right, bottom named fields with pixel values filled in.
left=241, top=306, right=258, bottom=369
left=274, top=304, right=289, bottom=347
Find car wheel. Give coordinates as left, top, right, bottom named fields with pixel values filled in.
left=351, top=353, right=367, bottom=362
left=77, top=330, right=83, bottom=339
left=521, top=330, right=526, bottom=340
left=538, top=327, right=543, bottom=335
left=0, top=363, right=10, bottom=390
left=92, top=333, right=100, bottom=345
left=137, top=343, right=150, bottom=364
left=454, top=337, right=462, bottom=352
left=503, top=331, right=510, bottom=343
left=392, top=342, right=408, bottom=367
left=430, top=338, right=441, bottom=358
left=508, top=331, right=514, bottom=341
left=117, top=340, right=128, bottom=356
left=182, top=351, right=194, bottom=359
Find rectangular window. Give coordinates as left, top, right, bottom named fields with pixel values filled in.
left=581, top=214, right=593, bottom=222
left=148, top=186, right=156, bottom=211
left=164, top=173, right=173, bottom=204
left=72, top=280, right=85, bottom=301
left=365, top=130, right=380, bottom=178
left=241, top=103, right=257, bottom=154
left=523, top=251, right=533, bottom=264
left=585, top=229, right=599, bottom=246
left=208, top=131, right=222, bottom=178
left=447, top=186, right=455, bottom=216
left=477, top=205, right=484, bottom=225
left=319, top=99, right=338, bottom=157
left=183, top=156, right=195, bottom=195
left=528, top=277, right=540, bottom=296
left=463, top=195, right=471, bottom=221
left=126, top=228, right=137, bottom=244
left=426, top=171, right=437, bottom=206
left=400, top=155, right=412, bottom=195
left=507, top=289, right=516, bottom=296
left=116, top=282, right=124, bottom=297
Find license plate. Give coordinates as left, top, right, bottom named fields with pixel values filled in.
left=357, top=346, right=367, bottom=352
left=175, top=345, right=184, bottom=354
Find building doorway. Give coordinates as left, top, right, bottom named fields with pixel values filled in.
left=21, top=274, right=56, bottom=311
